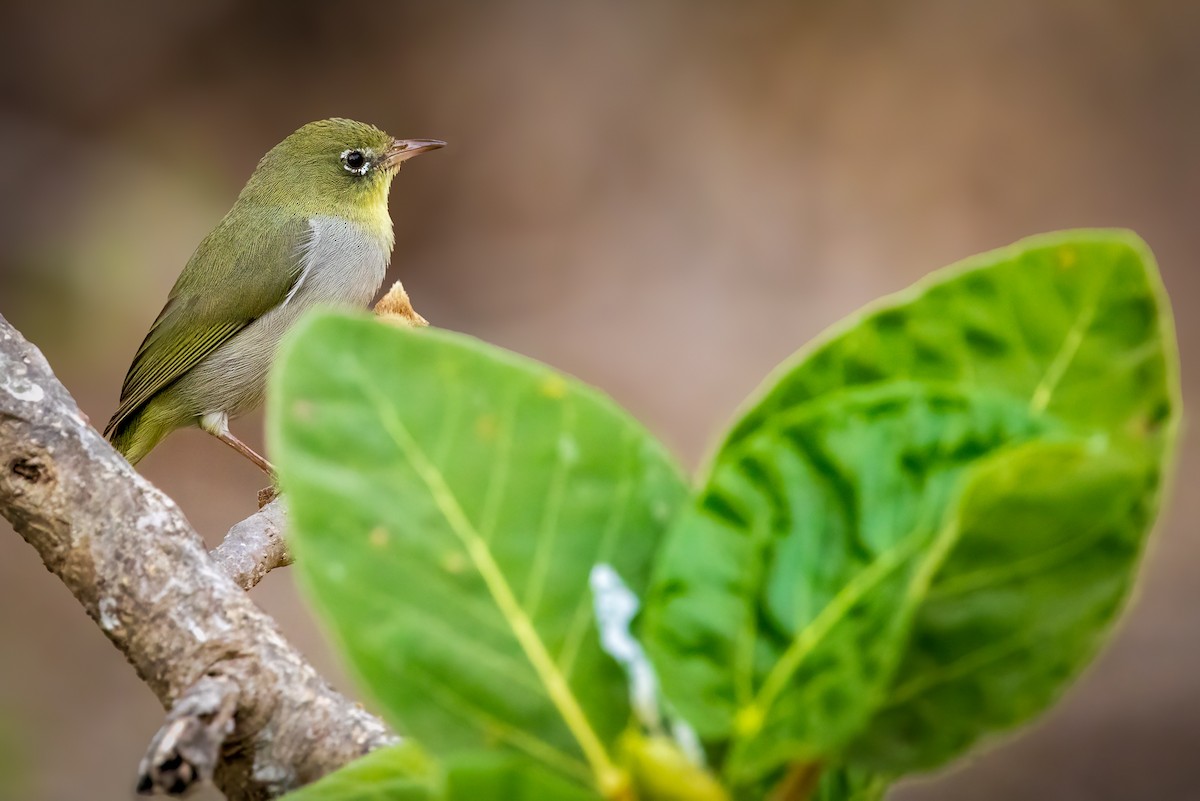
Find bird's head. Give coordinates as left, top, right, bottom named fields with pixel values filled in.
left=239, top=118, right=444, bottom=223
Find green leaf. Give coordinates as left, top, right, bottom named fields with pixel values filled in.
left=723, top=231, right=1176, bottom=447
left=811, top=766, right=889, bottom=801
left=443, top=752, right=603, bottom=801
left=280, top=742, right=439, bottom=801
left=641, top=230, right=1180, bottom=782
left=648, top=385, right=1054, bottom=779
left=279, top=746, right=600, bottom=801
left=845, top=438, right=1155, bottom=771
left=269, top=313, right=689, bottom=796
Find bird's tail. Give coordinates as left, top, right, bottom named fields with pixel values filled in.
left=105, top=406, right=171, bottom=466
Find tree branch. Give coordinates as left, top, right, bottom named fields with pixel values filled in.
left=212, top=499, right=292, bottom=591
left=0, top=314, right=399, bottom=800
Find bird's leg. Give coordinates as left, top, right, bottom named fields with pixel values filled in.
left=215, top=431, right=276, bottom=476
left=200, top=412, right=276, bottom=477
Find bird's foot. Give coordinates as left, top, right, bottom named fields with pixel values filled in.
left=257, top=485, right=279, bottom=509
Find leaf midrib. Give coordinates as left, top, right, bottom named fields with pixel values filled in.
left=361, top=377, right=621, bottom=793
left=727, top=281, right=1112, bottom=732
left=739, top=532, right=923, bottom=735
left=403, top=665, right=591, bottom=781
left=729, top=383, right=1063, bottom=745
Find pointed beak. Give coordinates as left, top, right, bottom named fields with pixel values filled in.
left=382, top=138, right=446, bottom=169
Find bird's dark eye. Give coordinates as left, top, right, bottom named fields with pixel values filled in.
left=341, top=149, right=370, bottom=175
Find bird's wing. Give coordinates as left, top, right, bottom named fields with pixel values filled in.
left=104, top=213, right=311, bottom=436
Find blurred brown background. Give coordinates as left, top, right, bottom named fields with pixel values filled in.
left=0, top=1, right=1196, bottom=799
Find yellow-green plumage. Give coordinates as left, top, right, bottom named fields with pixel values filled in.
left=105, top=118, right=444, bottom=467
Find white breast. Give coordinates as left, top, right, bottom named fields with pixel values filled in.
left=286, top=215, right=392, bottom=311
left=174, top=215, right=392, bottom=420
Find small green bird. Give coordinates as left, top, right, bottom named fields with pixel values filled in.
left=104, top=118, right=444, bottom=473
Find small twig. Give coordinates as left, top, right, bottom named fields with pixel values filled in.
left=137, top=672, right=240, bottom=795
left=212, top=499, right=292, bottom=591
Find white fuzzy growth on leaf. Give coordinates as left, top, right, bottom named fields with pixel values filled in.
left=590, top=563, right=662, bottom=731
left=590, top=564, right=707, bottom=765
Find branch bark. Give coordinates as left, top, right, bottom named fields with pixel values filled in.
left=212, top=499, right=292, bottom=591
left=0, top=314, right=398, bottom=800
left=138, top=672, right=240, bottom=794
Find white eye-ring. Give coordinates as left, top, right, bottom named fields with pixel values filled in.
left=341, top=149, right=371, bottom=175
